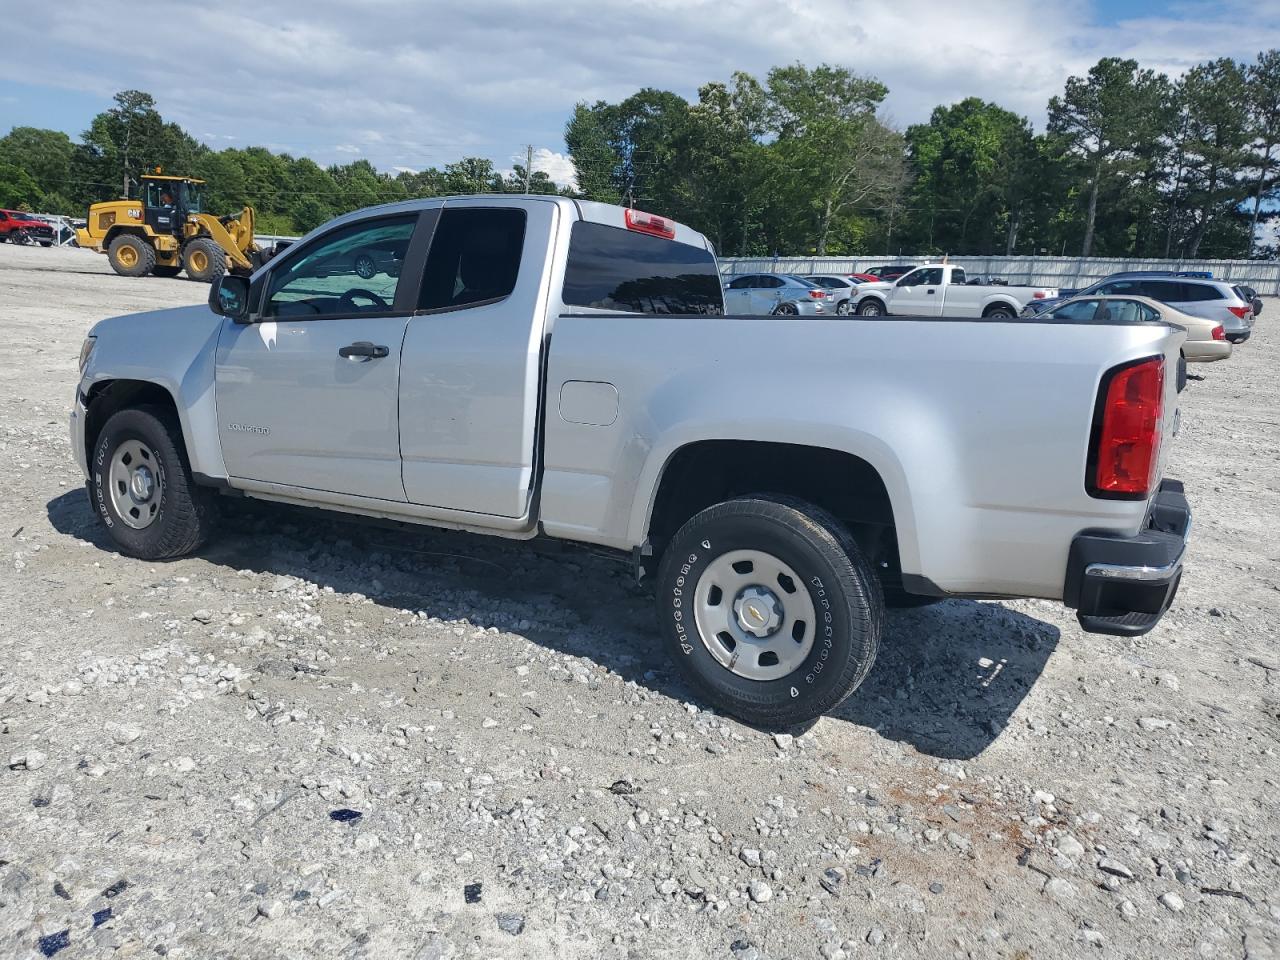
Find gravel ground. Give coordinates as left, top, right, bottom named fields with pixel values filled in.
left=1, top=243, right=1278, bottom=960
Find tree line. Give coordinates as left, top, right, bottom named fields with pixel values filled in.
left=567, top=52, right=1280, bottom=259
left=0, top=91, right=567, bottom=236
left=2, top=50, right=1279, bottom=258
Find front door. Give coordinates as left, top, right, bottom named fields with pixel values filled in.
left=750, top=275, right=786, bottom=314
left=891, top=267, right=944, bottom=316
left=215, top=212, right=426, bottom=502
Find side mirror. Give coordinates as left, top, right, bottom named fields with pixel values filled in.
left=209, top=275, right=251, bottom=322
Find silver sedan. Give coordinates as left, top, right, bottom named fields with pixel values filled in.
left=723, top=273, right=829, bottom=315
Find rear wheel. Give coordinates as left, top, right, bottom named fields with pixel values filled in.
left=39, top=240, right=53, bottom=248
left=656, top=496, right=883, bottom=727
left=772, top=302, right=800, bottom=316
left=857, top=299, right=884, bottom=317
left=183, top=237, right=227, bottom=283
left=354, top=253, right=377, bottom=279
left=836, top=300, right=853, bottom=316
left=107, top=235, right=155, bottom=277
left=984, top=305, right=1016, bottom=320
left=89, top=406, right=216, bottom=560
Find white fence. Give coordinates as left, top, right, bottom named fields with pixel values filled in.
left=720, top=255, right=1280, bottom=295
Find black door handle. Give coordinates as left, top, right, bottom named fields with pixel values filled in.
left=338, top=341, right=389, bottom=359
left=926, top=289, right=936, bottom=294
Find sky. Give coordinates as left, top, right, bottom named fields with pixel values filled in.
left=3, top=0, right=1280, bottom=189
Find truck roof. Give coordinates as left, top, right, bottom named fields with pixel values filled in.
left=313, top=195, right=714, bottom=253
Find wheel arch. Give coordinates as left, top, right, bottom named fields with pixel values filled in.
left=81, top=377, right=226, bottom=487
left=637, top=438, right=915, bottom=583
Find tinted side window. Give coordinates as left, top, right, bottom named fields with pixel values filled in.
left=1051, top=299, right=1100, bottom=322
left=264, top=215, right=417, bottom=319
left=951, top=267, right=967, bottom=285
left=418, top=208, right=525, bottom=311
left=1099, top=280, right=1141, bottom=296
left=727, top=276, right=754, bottom=290
left=1178, top=283, right=1223, bottom=302
left=562, top=221, right=723, bottom=315
left=760, top=276, right=784, bottom=289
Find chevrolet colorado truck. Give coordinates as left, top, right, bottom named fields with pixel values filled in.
left=851, top=263, right=1056, bottom=318
left=70, top=196, right=1192, bottom=726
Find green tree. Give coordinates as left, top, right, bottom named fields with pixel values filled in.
left=1176, top=58, right=1252, bottom=256
left=0, top=162, right=42, bottom=209
left=763, top=64, right=902, bottom=254
left=1245, top=50, right=1280, bottom=255
left=0, top=127, right=75, bottom=202
left=1048, top=58, right=1174, bottom=256
left=905, top=98, right=1037, bottom=254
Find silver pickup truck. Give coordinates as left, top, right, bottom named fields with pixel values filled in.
left=70, top=196, right=1192, bottom=726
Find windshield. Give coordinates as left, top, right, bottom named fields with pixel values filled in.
left=177, top=182, right=203, bottom=213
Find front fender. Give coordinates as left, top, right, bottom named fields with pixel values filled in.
left=81, top=305, right=227, bottom=479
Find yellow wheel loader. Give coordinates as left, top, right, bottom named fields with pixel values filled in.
left=75, top=174, right=264, bottom=282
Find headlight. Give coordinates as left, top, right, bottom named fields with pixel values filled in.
left=78, top=335, right=96, bottom=372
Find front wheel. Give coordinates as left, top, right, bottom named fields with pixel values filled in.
left=857, top=299, right=884, bottom=317
left=656, top=496, right=883, bottom=727
left=90, top=406, right=216, bottom=560
left=183, top=237, right=228, bottom=283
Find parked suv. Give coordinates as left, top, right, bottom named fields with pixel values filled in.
left=1027, top=276, right=1254, bottom=343
left=0, top=209, right=56, bottom=246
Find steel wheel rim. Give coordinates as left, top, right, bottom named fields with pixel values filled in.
left=118, top=245, right=138, bottom=267
left=837, top=301, right=852, bottom=315
left=693, top=549, right=817, bottom=682
left=108, top=439, right=162, bottom=529
left=189, top=249, right=208, bottom=272
left=860, top=302, right=880, bottom=316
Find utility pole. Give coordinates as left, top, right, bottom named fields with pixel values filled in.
left=523, top=145, right=533, bottom=194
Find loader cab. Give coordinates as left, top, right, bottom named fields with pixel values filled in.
left=140, top=176, right=204, bottom=235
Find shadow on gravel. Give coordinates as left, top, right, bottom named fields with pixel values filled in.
left=47, top=489, right=1057, bottom=760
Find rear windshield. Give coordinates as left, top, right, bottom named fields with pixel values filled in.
left=562, top=221, right=723, bottom=315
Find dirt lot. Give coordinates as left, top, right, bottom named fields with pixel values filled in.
left=1, top=243, right=1278, bottom=960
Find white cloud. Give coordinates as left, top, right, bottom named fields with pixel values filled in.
left=3, top=0, right=1278, bottom=179
left=532, top=148, right=578, bottom=190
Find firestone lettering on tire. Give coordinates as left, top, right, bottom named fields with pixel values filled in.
left=672, top=550, right=699, bottom=655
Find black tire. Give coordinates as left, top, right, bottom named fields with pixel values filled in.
left=772, top=302, right=800, bottom=316
left=857, top=299, right=885, bottom=317
left=107, top=234, right=155, bottom=277
left=153, top=264, right=182, bottom=277
left=39, top=240, right=53, bottom=248
left=89, top=405, right=216, bottom=560
left=183, top=237, right=228, bottom=283
left=656, top=496, right=883, bottom=727
left=984, top=305, right=1016, bottom=320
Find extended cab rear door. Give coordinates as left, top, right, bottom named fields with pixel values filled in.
left=398, top=198, right=559, bottom=518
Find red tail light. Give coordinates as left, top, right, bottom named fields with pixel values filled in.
left=624, top=209, right=675, bottom=239
left=1033, top=291, right=1047, bottom=299
left=808, top=289, right=827, bottom=299
left=1211, top=325, right=1226, bottom=341
left=1088, top=357, right=1165, bottom=499
left=1227, top=305, right=1249, bottom=319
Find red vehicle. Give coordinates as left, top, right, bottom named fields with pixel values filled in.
left=849, top=273, right=880, bottom=283
left=0, top=209, right=55, bottom=246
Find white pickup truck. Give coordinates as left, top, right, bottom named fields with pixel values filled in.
left=851, top=264, right=1057, bottom=318
left=70, top=196, right=1191, bottom=727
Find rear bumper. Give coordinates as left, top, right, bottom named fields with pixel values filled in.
left=1184, top=340, right=1232, bottom=362
left=1063, top=479, right=1190, bottom=636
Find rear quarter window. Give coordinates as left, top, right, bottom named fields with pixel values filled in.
left=562, top=221, right=723, bottom=315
